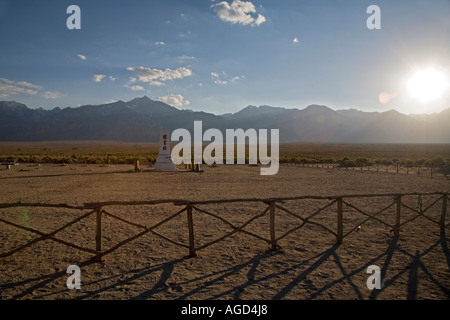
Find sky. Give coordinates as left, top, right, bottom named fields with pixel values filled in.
left=0, top=0, right=449, bottom=115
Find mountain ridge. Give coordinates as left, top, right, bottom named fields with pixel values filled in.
left=0, top=97, right=449, bottom=143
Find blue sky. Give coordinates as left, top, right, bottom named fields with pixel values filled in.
left=0, top=0, right=449, bottom=114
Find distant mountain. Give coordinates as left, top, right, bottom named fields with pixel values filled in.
left=0, top=97, right=231, bottom=142
left=219, top=104, right=450, bottom=143
left=0, top=97, right=449, bottom=143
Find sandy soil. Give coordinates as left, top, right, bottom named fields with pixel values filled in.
left=0, top=163, right=449, bottom=300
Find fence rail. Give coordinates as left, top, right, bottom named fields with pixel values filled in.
left=0, top=192, right=448, bottom=261
left=283, top=163, right=449, bottom=178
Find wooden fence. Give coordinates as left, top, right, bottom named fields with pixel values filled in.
left=283, top=163, right=448, bottom=178
left=0, top=192, right=448, bottom=261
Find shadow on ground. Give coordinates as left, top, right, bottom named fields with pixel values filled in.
left=2, top=236, right=449, bottom=300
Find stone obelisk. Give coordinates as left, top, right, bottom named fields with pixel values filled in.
left=155, top=131, right=176, bottom=171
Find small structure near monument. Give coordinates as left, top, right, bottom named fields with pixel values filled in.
left=155, top=131, right=176, bottom=171
left=133, top=160, right=142, bottom=172
left=2, top=161, right=15, bottom=170
left=184, top=163, right=202, bottom=172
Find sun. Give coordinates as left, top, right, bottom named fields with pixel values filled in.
left=406, top=68, right=449, bottom=103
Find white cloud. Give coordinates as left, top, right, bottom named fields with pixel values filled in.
left=126, top=66, right=193, bottom=86
left=254, top=14, right=266, bottom=26
left=77, top=54, right=87, bottom=60
left=124, top=83, right=146, bottom=91
left=41, top=91, right=65, bottom=99
left=211, top=71, right=244, bottom=85
left=129, top=85, right=145, bottom=91
left=16, top=81, right=42, bottom=89
left=149, top=80, right=165, bottom=87
left=0, top=78, right=41, bottom=98
left=211, top=72, right=228, bottom=85
left=93, top=74, right=106, bottom=83
left=159, top=94, right=190, bottom=108
left=104, top=99, right=117, bottom=104
left=0, top=78, right=14, bottom=85
left=92, top=74, right=116, bottom=82
left=293, top=37, right=299, bottom=43
left=155, top=41, right=166, bottom=46
left=211, top=0, right=266, bottom=26
left=0, top=85, right=37, bottom=98
left=178, top=55, right=195, bottom=61
left=179, top=31, right=192, bottom=38
left=0, top=78, right=65, bottom=100
left=231, top=75, right=245, bottom=82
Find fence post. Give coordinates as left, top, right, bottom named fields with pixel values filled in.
left=394, top=195, right=401, bottom=237
left=134, top=160, right=140, bottom=172
left=336, top=198, right=343, bottom=244
left=269, top=201, right=277, bottom=251
left=440, top=194, right=448, bottom=235
left=95, top=207, right=102, bottom=261
left=187, top=204, right=196, bottom=257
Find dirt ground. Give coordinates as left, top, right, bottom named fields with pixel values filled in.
left=0, top=163, right=449, bottom=300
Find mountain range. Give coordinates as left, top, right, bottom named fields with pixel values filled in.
left=0, top=96, right=449, bottom=143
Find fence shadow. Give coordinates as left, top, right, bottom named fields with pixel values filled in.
left=1, top=235, right=449, bottom=300
left=0, top=259, right=97, bottom=300
left=0, top=192, right=448, bottom=300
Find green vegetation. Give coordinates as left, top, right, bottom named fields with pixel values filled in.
left=0, top=153, right=157, bottom=165
left=0, top=141, right=449, bottom=167
left=0, top=141, right=159, bottom=165
left=279, top=143, right=450, bottom=168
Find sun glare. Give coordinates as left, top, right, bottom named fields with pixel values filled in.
left=407, top=68, right=449, bottom=103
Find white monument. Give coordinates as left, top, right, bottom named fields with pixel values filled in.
left=155, top=130, right=176, bottom=171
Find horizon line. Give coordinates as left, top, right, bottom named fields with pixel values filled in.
left=1, top=96, right=449, bottom=116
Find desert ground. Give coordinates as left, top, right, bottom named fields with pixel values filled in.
left=0, top=162, right=449, bottom=300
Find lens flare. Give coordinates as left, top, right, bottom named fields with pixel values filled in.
left=378, top=92, right=391, bottom=105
